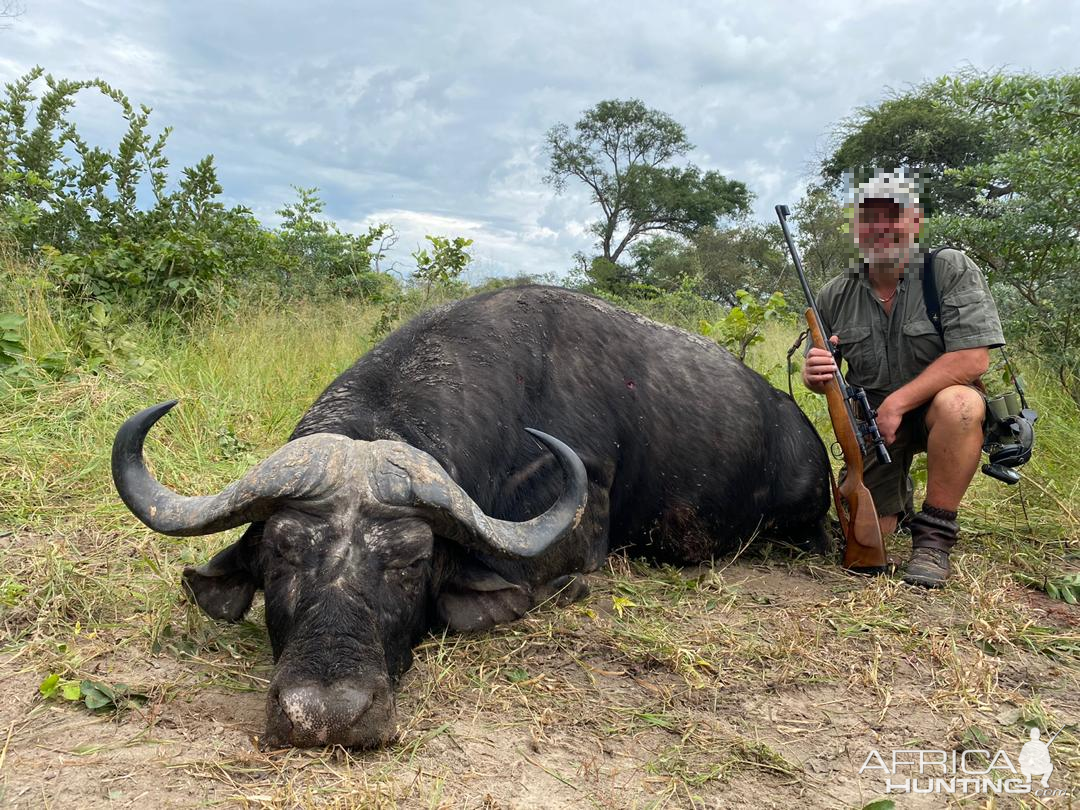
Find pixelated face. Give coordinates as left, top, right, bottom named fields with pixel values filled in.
left=855, top=199, right=921, bottom=267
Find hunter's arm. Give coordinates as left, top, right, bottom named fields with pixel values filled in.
left=881, top=347, right=990, bottom=415
left=884, top=249, right=1000, bottom=419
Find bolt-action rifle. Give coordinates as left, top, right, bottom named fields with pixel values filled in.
left=775, top=204, right=888, bottom=573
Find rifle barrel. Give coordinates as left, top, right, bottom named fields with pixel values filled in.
left=775, top=204, right=844, bottom=387
left=776, top=206, right=820, bottom=320
left=775, top=203, right=892, bottom=467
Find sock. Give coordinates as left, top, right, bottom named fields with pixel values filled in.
left=921, top=502, right=957, bottom=522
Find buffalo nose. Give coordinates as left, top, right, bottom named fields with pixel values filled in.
left=277, top=683, right=374, bottom=744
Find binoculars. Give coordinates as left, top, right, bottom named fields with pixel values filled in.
left=982, top=391, right=1037, bottom=485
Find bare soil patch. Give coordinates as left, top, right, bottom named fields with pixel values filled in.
left=1, top=534, right=1078, bottom=809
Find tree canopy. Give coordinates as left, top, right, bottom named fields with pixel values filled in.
left=821, top=94, right=997, bottom=215
left=544, top=99, right=750, bottom=290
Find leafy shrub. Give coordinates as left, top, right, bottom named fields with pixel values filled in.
left=0, top=312, right=27, bottom=374
left=274, top=186, right=397, bottom=302
left=700, top=290, right=790, bottom=362
left=0, top=69, right=272, bottom=316
left=411, top=234, right=473, bottom=301
left=0, top=69, right=420, bottom=380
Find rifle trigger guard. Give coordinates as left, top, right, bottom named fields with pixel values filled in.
left=830, top=441, right=844, bottom=460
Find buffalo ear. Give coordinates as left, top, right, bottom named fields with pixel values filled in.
left=181, top=528, right=261, bottom=622
left=435, top=557, right=530, bottom=633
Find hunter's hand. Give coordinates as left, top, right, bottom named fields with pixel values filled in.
left=802, top=336, right=840, bottom=393
left=875, top=396, right=904, bottom=446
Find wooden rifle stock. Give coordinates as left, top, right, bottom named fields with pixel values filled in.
left=805, top=308, right=887, bottom=572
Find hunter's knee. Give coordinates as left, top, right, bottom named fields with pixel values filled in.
left=928, top=385, right=985, bottom=433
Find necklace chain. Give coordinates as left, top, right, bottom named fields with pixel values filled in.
left=876, top=287, right=898, bottom=304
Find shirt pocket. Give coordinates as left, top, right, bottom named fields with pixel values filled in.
left=945, top=288, right=989, bottom=312
left=837, top=325, right=874, bottom=379
left=902, top=318, right=945, bottom=369
left=942, top=288, right=994, bottom=342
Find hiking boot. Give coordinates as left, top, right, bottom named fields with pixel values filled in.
left=902, top=546, right=951, bottom=587
left=901, top=504, right=958, bottom=589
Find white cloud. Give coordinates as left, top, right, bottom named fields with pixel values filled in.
left=0, top=0, right=1075, bottom=278
left=355, top=208, right=570, bottom=282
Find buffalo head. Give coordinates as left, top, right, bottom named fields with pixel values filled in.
left=112, top=401, right=587, bottom=748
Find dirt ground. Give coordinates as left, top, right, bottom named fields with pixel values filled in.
left=0, top=534, right=1078, bottom=809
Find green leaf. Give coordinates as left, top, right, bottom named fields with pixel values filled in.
left=89, top=302, right=108, bottom=326
left=861, top=801, right=896, bottom=810
left=60, top=681, right=82, bottom=701
left=80, top=680, right=116, bottom=710
left=38, top=673, right=60, bottom=698
left=83, top=692, right=111, bottom=710
left=0, top=314, right=26, bottom=331
left=612, top=594, right=638, bottom=618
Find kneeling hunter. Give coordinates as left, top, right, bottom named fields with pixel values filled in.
left=801, top=171, right=1005, bottom=588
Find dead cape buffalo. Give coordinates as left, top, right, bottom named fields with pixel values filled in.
left=112, top=285, right=830, bottom=749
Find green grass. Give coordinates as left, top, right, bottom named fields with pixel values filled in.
left=1, top=258, right=1079, bottom=808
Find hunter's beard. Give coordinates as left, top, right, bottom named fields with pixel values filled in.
left=860, top=236, right=919, bottom=271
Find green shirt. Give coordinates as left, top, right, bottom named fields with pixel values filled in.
left=816, top=248, right=1005, bottom=404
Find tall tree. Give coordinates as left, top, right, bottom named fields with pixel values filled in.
left=544, top=99, right=750, bottom=278
left=928, top=71, right=1080, bottom=407
left=626, top=220, right=790, bottom=306
left=689, top=222, right=789, bottom=304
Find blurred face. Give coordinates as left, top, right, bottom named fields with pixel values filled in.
left=855, top=198, right=922, bottom=268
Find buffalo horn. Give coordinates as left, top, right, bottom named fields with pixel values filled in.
left=111, top=401, right=353, bottom=536
left=370, top=429, right=588, bottom=559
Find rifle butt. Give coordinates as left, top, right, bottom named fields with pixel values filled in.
left=840, top=479, right=887, bottom=573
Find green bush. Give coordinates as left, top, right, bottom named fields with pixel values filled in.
left=700, top=290, right=791, bottom=362
left=0, top=69, right=419, bottom=378
left=0, top=69, right=270, bottom=315
left=274, top=186, right=396, bottom=302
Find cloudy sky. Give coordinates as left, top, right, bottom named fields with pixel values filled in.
left=1, top=1, right=1076, bottom=281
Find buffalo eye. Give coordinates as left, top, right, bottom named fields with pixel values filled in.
left=370, top=519, right=433, bottom=579
left=383, top=550, right=430, bottom=575
left=266, top=513, right=325, bottom=566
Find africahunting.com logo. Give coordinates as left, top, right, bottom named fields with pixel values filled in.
left=859, top=728, right=1073, bottom=797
